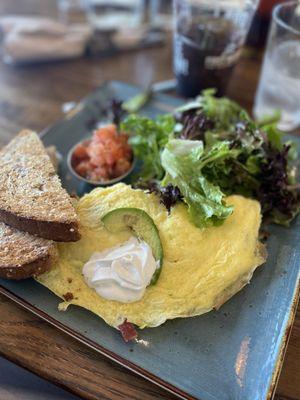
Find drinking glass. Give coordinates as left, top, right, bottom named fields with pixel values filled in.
left=57, top=0, right=88, bottom=24
left=173, top=0, right=258, bottom=97
left=86, top=0, right=144, bottom=31
left=149, top=0, right=173, bottom=30
left=253, top=1, right=300, bottom=131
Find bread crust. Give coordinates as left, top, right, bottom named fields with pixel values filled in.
left=0, top=243, right=57, bottom=280
left=0, top=130, right=80, bottom=242
left=0, top=208, right=80, bottom=242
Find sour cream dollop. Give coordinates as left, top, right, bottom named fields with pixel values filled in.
left=82, top=237, right=159, bottom=303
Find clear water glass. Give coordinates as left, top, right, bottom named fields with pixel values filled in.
left=254, top=1, right=300, bottom=131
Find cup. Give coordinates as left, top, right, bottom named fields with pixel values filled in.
left=86, top=0, right=144, bottom=32
left=57, top=0, right=88, bottom=24
left=253, top=1, right=300, bottom=131
left=173, top=0, right=258, bottom=98
left=149, top=0, right=173, bottom=30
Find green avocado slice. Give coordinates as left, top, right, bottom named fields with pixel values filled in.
left=102, top=208, right=163, bottom=284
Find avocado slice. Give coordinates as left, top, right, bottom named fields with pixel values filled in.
left=102, top=208, right=163, bottom=284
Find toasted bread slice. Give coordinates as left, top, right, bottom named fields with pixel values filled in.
left=0, top=130, right=80, bottom=241
left=0, top=222, right=57, bottom=280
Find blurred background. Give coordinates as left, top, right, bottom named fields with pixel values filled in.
left=0, top=0, right=294, bottom=146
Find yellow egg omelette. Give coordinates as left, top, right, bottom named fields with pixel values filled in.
left=37, top=183, right=266, bottom=329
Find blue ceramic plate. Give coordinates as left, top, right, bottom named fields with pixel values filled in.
left=0, top=81, right=299, bottom=400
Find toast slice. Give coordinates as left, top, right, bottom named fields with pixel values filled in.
left=0, top=130, right=80, bottom=242
left=0, top=222, right=57, bottom=280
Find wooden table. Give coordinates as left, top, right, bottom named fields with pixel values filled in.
left=0, top=2, right=299, bottom=399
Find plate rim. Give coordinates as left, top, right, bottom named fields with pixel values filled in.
left=0, top=280, right=299, bottom=400
left=0, top=284, right=193, bottom=400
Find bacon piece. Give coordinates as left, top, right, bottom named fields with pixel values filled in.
left=62, top=292, right=74, bottom=302
left=118, top=319, right=138, bottom=342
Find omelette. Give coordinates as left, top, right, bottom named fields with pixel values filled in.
left=37, top=183, right=266, bottom=329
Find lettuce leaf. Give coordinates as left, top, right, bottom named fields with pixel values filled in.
left=121, top=90, right=299, bottom=227
left=161, top=139, right=238, bottom=227
left=121, top=114, right=175, bottom=183
left=176, top=88, right=248, bottom=132
left=175, top=91, right=300, bottom=226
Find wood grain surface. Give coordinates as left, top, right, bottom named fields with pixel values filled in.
left=0, top=1, right=299, bottom=399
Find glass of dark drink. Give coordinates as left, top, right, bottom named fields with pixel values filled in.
left=173, top=0, right=258, bottom=97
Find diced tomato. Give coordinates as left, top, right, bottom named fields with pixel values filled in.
left=103, top=124, right=117, bottom=137
left=113, top=158, right=131, bottom=177
left=118, top=133, right=129, bottom=144
left=89, top=166, right=110, bottom=181
left=93, top=124, right=117, bottom=143
left=104, top=151, right=115, bottom=167
left=87, top=143, right=106, bottom=167
left=73, top=143, right=88, bottom=160
left=75, top=160, right=93, bottom=176
left=72, top=124, right=133, bottom=181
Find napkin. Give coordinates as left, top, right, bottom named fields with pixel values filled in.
left=0, top=16, right=92, bottom=64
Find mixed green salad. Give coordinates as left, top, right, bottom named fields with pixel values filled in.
left=115, top=90, right=299, bottom=228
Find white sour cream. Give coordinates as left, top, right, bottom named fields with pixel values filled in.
left=82, top=237, right=159, bottom=303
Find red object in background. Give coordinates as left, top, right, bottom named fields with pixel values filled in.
left=246, top=0, right=289, bottom=47
left=258, top=0, right=283, bottom=16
